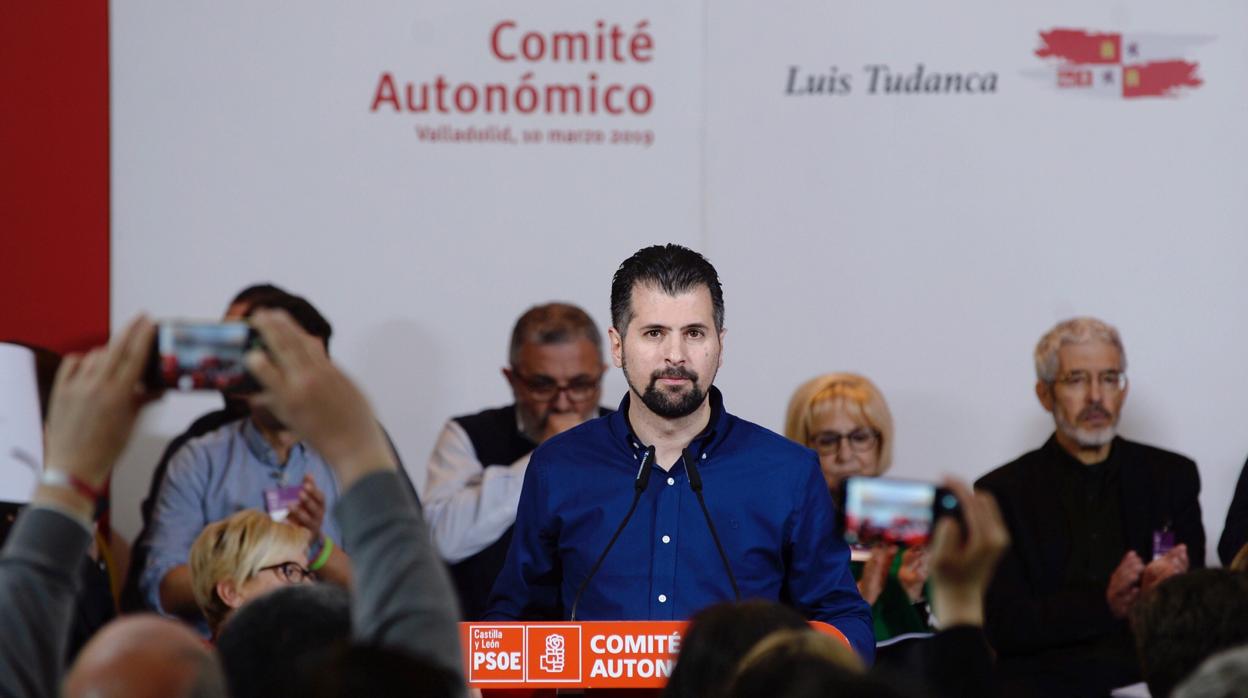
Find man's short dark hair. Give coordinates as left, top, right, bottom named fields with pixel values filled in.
left=244, top=291, right=333, bottom=351
left=1132, top=569, right=1248, bottom=697
left=216, top=584, right=351, bottom=698
left=725, top=629, right=900, bottom=698
left=663, top=600, right=809, bottom=698
left=230, top=283, right=288, bottom=308
left=508, top=302, right=603, bottom=366
left=610, top=244, right=724, bottom=333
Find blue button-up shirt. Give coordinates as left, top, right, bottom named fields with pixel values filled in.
left=485, top=387, right=875, bottom=662
left=140, top=418, right=344, bottom=619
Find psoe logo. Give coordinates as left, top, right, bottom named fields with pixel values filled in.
left=527, top=625, right=582, bottom=682
left=1030, top=28, right=1211, bottom=98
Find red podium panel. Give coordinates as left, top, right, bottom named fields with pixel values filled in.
left=460, top=620, right=850, bottom=690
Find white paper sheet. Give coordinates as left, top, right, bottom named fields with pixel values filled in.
left=0, top=344, right=44, bottom=503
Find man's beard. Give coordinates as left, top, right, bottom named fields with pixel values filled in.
left=625, top=362, right=706, bottom=419
left=1056, top=404, right=1117, bottom=448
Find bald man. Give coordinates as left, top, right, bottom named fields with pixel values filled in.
left=64, top=616, right=225, bottom=698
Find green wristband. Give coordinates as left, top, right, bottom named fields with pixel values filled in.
left=309, top=535, right=334, bottom=572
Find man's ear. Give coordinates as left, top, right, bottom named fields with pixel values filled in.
left=217, top=579, right=245, bottom=610
left=608, top=327, right=624, bottom=369
left=717, top=327, right=726, bottom=368
left=501, top=366, right=515, bottom=384
left=1035, top=380, right=1055, bottom=413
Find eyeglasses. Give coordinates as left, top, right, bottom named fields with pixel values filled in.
left=511, top=370, right=602, bottom=402
left=1053, top=370, right=1127, bottom=394
left=258, top=561, right=313, bottom=584
left=810, top=429, right=880, bottom=454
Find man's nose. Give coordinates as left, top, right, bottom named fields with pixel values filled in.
left=1087, top=378, right=1104, bottom=402
left=550, top=388, right=573, bottom=413
left=664, top=335, right=686, bottom=364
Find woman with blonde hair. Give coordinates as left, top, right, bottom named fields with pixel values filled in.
left=190, top=509, right=313, bottom=637
left=785, top=372, right=931, bottom=641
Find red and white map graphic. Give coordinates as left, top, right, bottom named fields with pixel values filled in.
left=1031, top=29, right=1210, bottom=98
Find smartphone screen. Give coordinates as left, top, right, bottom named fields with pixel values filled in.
left=146, top=321, right=256, bottom=391
left=843, top=476, right=952, bottom=549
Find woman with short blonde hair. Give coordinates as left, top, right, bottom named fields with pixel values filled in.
left=785, top=372, right=894, bottom=490
left=190, top=509, right=312, bottom=635
left=785, top=372, right=929, bottom=642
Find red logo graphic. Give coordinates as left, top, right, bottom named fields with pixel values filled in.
left=526, top=626, right=582, bottom=682
left=1034, top=29, right=1209, bottom=98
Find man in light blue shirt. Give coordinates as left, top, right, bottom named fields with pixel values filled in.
left=139, top=293, right=352, bottom=632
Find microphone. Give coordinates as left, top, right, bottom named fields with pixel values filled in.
left=569, top=444, right=656, bottom=621
left=683, top=448, right=741, bottom=601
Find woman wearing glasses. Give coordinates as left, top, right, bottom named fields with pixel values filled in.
left=189, top=509, right=314, bottom=638
left=784, top=372, right=931, bottom=642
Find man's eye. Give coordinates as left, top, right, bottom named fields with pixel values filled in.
left=645, top=329, right=662, bottom=338
left=686, top=329, right=704, bottom=338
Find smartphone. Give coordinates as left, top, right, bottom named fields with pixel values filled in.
left=842, top=476, right=961, bottom=549
left=143, top=320, right=260, bottom=392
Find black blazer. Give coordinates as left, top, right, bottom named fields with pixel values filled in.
left=1217, top=455, right=1248, bottom=565
left=975, top=436, right=1205, bottom=657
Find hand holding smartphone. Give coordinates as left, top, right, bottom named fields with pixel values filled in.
left=843, top=476, right=962, bottom=549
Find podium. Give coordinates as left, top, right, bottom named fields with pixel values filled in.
left=459, top=620, right=850, bottom=690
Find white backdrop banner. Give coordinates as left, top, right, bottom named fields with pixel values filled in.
left=112, top=1, right=1248, bottom=564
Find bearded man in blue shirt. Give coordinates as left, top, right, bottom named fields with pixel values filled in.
left=486, top=244, right=874, bottom=662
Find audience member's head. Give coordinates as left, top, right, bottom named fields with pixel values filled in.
left=218, top=283, right=288, bottom=414
left=1173, top=644, right=1248, bottom=698
left=63, top=614, right=227, bottom=698
left=225, top=282, right=288, bottom=320
left=1132, top=569, right=1248, bottom=697
left=239, top=292, right=332, bottom=431
left=662, top=600, right=809, bottom=698
left=726, top=628, right=898, bottom=698
left=217, top=583, right=351, bottom=698
left=299, top=644, right=462, bottom=698
left=190, top=509, right=312, bottom=635
left=244, top=291, right=332, bottom=351
left=784, top=372, right=893, bottom=491
left=503, top=302, right=605, bottom=443
left=1033, top=316, right=1128, bottom=451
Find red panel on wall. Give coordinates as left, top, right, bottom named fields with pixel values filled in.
left=0, top=3, right=110, bottom=354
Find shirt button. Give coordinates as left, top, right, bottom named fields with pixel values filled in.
left=658, top=594, right=668, bottom=603
left=662, top=535, right=671, bottom=544
left=667, top=477, right=675, bottom=486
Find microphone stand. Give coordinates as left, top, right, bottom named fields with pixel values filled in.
left=683, top=447, right=741, bottom=600
left=569, top=445, right=656, bottom=621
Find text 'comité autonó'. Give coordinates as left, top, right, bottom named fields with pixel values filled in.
left=371, top=20, right=656, bottom=116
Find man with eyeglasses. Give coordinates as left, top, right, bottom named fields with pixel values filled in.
left=976, top=316, right=1205, bottom=697
left=422, top=302, right=609, bottom=619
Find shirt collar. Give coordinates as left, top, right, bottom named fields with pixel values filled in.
left=609, top=385, right=730, bottom=459
left=241, top=417, right=305, bottom=468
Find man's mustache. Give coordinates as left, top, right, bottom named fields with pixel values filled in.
left=1078, top=405, right=1112, bottom=421
left=649, top=367, right=698, bottom=383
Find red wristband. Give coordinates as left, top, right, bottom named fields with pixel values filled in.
left=40, top=470, right=106, bottom=504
